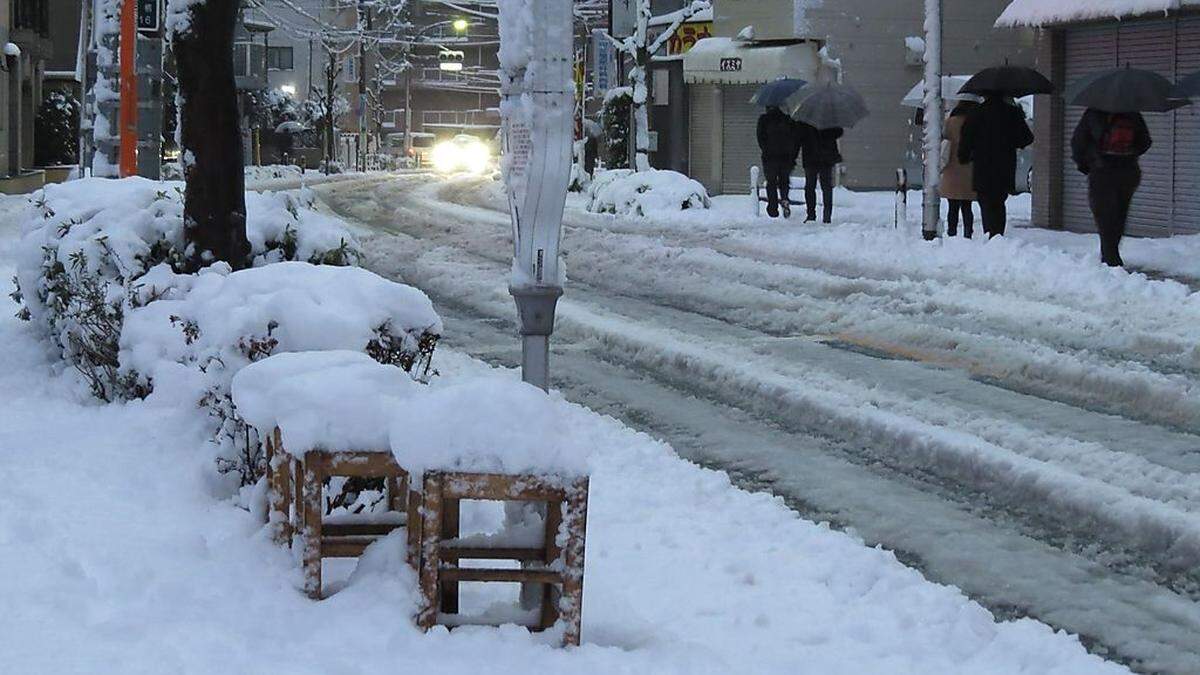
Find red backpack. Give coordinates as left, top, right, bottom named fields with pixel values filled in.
left=1100, top=114, right=1138, bottom=156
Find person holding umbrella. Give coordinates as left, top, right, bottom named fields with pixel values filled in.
left=958, top=65, right=1048, bottom=237
left=941, top=100, right=979, bottom=237
left=797, top=121, right=842, bottom=223
left=754, top=79, right=807, bottom=218
left=1068, top=66, right=1185, bottom=266
left=784, top=81, right=869, bottom=223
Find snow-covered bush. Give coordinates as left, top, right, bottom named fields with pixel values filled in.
left=602, top=87, right=632, bottom=170
left=586, top=168, right=711, bottom=217
left=121, top=262, right=442, bottom=484
left=12, top=177, right=361, bottom=401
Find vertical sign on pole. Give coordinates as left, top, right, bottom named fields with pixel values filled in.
left=921, top=0, right=943, bottom=240
left=119, top=0, right=140, bottom=177
left=499, top=0, right=574, bottom=392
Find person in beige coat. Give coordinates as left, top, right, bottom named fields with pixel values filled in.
left=940, top=101, right=978, bottom=238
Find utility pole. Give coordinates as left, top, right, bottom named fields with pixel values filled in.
left=357, top=0, right=371, bottom=172
left=118, top=0, right=138, bottom=176
left=921, top=0, right=943, bottom=240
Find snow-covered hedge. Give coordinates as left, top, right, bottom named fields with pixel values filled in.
left=10, top=177, right=440, bottom=485
left=123, top=262, right=441, bottom=483
left=586, top=169, right=711, bottom=217
left=11, top=178, right=360, bottom=400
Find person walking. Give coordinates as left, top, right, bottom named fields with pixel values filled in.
left=940, top=101, right=977, bottom=238
left=798, top=121, right=842, bottom=223
left=958, top=94, right=1034, bottom=237
left=757, top=105, right=801, bottom=218
left=1071, top=108, right=1152, bottom=267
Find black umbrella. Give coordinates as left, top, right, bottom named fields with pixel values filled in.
left=959, top=65, right=1053, bottom=97
left=784, top=81, right=869, bottom=129
left=1066, top=66, right=1190, bottom=113
left=750, top=78, right=808, bottom=108
left=1174, top=70, right=1200, bottom=98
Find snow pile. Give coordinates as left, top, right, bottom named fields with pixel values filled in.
left=232, top=351, right=424, bottom=452
left=996, top=0, right=1198, bottom=26
left=232, top=350, right=594, bottom=478
left=245, top=164, right=306, bottom=183
left=390, top=376, right=594, bottom=478
left=586, top=169, right=711, bottom=216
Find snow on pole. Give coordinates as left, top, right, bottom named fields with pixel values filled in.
left=499, top=0, right=574, bottom=391
left=921, top=0, right=943, bottom=240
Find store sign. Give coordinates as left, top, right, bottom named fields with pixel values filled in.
left=667, top=22, right=713, bottom=56
left=720, top=57, right=743, bottom=72
left=500, top=0, right=573, bottom=289
left=137, top=0, right=159, bottom=32
left=592, top=29, right=617, bottom=95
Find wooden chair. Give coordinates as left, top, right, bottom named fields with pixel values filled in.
left=264, top=428, right=421, bottom=599
left=416, top=471, right=589, bottom=646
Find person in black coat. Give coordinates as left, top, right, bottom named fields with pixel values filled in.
left=797, top=122, right=843, bottom=223
left=958, top=95, right=1034, bottom=237
left=1071, top=108, right=1152, bottom=267
left=757, top=106, right=802, bottom=218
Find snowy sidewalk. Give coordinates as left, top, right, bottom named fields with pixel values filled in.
left=0, top=188, right=1125, bottom=673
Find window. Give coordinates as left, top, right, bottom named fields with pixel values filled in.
left=267, top=46, right=294, bottom=71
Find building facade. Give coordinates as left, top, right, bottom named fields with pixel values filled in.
left=999, top=1, right=1200, bottom=236
left=658, top=0, right=1035, bottom=193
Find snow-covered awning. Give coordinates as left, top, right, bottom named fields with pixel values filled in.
left=997, top=0, right=1200, bottom=27
left=683, top=37, right=821, bottom=85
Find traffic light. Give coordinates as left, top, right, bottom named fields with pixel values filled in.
left=439, top=50, right=465, bottom=72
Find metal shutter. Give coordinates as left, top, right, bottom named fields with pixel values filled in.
left=689, top=84, right=718, bottom=194
left=1174, top=17, right=1200, bottom=234
left=1062, top=26, right=1117, bottom=233
left=1118, top=20, right=1177, bottom=235
left=721, top=84, right=761, bottom=195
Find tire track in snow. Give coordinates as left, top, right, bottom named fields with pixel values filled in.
left=318, top=176, right=1200, bottom=670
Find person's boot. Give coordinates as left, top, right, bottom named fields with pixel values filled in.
left=805, top=210, right=816, bottom=222
left=767, top=206, right=779, bottom=218
left=781, top=202, right=791, bottom=218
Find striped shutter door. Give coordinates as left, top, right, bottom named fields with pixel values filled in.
left=1174, top=16, right=1200, bottom=234
left=1118, top=20, right=1177, bottom=235
left=689, top=84, right=718, bottom=194
left=722, top=84, right=763, bottom=195
left=1062, top=26, right=1117, bottom=233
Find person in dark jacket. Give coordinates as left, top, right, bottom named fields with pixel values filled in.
left=1071, top=108, right=1152, bottom=267
left=958, top=95, right=1034, bottom=237
left=757, top=106, right=802, bottom=217
left=798, top=122, right=843, bottom=223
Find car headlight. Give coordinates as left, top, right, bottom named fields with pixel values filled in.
left=466, top=144, right=490, bottom=172
left=431, top=142, right=458, bottom=173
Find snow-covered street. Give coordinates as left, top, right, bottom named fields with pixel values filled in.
left=317, top=173, right=1200, bottom=673
left=0, top=179, right=1128, bottom=674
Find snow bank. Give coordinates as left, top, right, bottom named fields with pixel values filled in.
left=586, top=169, right=711, bottom=217
left=232, top=351, right=424, bottom=452
left=996, top=0, right=1199, bottom=26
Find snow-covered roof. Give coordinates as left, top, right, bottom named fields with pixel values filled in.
left=997, top=0, right=1200, bottom=27
left=649, top=7, right=713, bottom=27
left=683, top=37, right=822, bottom=85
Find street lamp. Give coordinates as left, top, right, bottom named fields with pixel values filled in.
left=452, top=18, right=469, bottom=33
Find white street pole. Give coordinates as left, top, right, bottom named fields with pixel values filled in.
left=499, top=0, right=574, bottom=392
left=922, top=0, right=943, bottom=240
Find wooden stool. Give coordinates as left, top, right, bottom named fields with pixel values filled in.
left=417, top=471, right=589, bottom=646
left=264, top=428, right=421, bottom=599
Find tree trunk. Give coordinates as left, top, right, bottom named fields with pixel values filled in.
left=173, top=0, right=250, bottom=271
left=325, top=52, right=336, bottom=175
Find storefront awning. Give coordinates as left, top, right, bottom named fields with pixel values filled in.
left=683, top=37, right=822, bottom=85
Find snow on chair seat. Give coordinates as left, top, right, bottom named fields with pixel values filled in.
left=233, top=351, right=427, bottom=599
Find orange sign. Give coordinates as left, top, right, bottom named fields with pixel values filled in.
left=667, top=22, right=713, bottom=56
